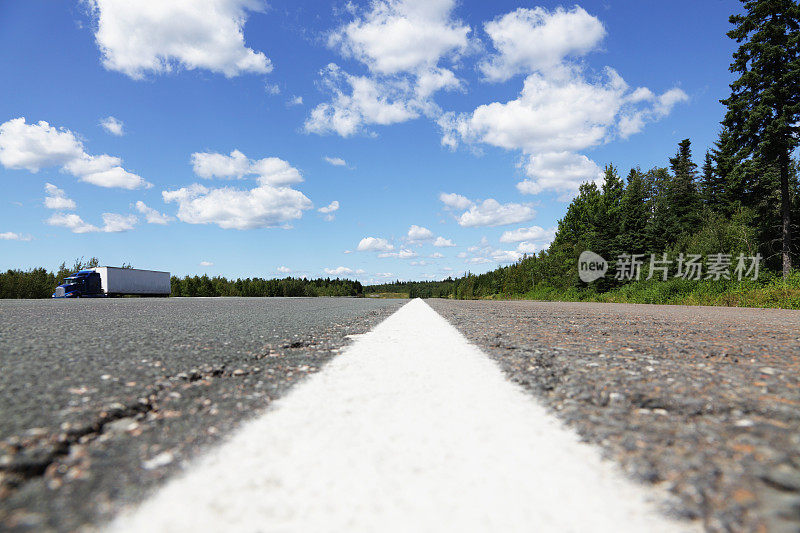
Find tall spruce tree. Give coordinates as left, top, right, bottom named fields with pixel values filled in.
left=666, top=139, right=704, bottom=239
left=597, top=164, right=625, bottom=259
left=711, top=127, right=748, bottom=215
left=617, top=168, right=651, bottom=255
left=700, top=150, right=726, bottom=212
left=722, top=0, right=800, bottom=277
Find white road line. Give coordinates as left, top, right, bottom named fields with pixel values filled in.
left=107, top=299, right=694, bottom=533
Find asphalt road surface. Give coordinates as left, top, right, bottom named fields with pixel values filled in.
left=428, top=300, right=800, bottom=533
left=1, top=298, right=799, bottom=532
left=0, top=297, right=405, bottom=531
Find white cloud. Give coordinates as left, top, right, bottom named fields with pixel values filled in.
left=479, top=7, right=605, bottom=82
left=100, top=213, right=137, bottom=232
left=330, top=0, right=470, bottom=76
left=324, top=156, right=347, bottom=167
left=0, top=117, right=149, bottom=189
left=456, top=198, right=536, bottom=227
left=357, top=236, right=394, bottom=252
left=305, top=65, right=420, bottom=137
left=162, top=182, right=312, bottom=230
left=306, top=0, right=469, bottom=137
left=200, top=261, right=214, bottom=267
left=515, top=241, right=540, bottom=254
left=325, top=266, right=354, bottom=276
left=499, top=225, right=555, bottom=243
left=517, top=151, right=604, bottom=199
left=288, top=95, right=303, bottom=106
left=432, top=236, right=455, bottom=247
left=46, top=212, right=137, bottom=233
left=100, top=116, right=124, bottom=136
left=87, top=0, right=272, bottom=79
left=430, top=252, right=444, bottom=258
left=0, top=232, right=32, bottom=241
left=265, top=83, right=280, bottom=95
left=318, top=200, right=340, bottom=221
left=277, top=265, right=291, bottom=274
left=191, top=150, right=303, bottom=185
left=378, top=248, right=417, bottom=259
left=407, top=224, right=434, bottom=242
left=44, top=183, right=77, bottom=210
left=440, top=6, right=687, bottom=198
left=134, top=200, right=174, bottom=224
left=439, top=192, right=472, bottom=210
left=460, top=236, right=522, bottom=265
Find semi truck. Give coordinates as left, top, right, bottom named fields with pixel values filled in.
left=52, top=267, right=171, bottom=298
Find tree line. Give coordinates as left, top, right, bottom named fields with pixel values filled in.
left=0, top=257, right=363, bottom=299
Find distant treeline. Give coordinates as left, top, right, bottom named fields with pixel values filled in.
left=169, top=275, right=362, bottom=297
left=0, top=257, right=101, bottom=299
left=0, top=257, right=363, bottom=299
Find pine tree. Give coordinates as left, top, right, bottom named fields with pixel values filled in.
left=722, top=0, right=800, bottom=277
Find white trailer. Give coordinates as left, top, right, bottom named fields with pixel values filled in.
left=94, top=267, right=171, bottom=296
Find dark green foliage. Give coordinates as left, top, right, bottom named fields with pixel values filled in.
left=722, top=0, right=800, bottom=276
left=0, top=258, right=363, bottom=299
left=616, top=168, right=650, bottom=255
left=168, top=275, right=362, bottom=297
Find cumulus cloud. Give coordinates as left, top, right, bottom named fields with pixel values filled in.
left=407, top=224, right=434, bottom=242
left=288, top=95, right=303, bottom=106
left=357, top=236, right=394, bottom=252
left=460, top=236, right=523, bottom=265
left=325, top=266, right=355, bottom=276
left=86, top=0, right=272, bottom=79
left=162, top=183, right=311, bottom=230
left=134, top=200, right=174, bottom=224
left=440, top=6, right=687, bottom=198
left=306, top=0, right=469, bottom=136
left=499, top=225, right=555, bottom=243
left=191, top=150, right=303, bottom=185
left=439, top=192, right=472, bottom=210
left=318, top=200, right=340, bottom=221
left=457, top=199, right=536, bottom=227
left=479, top=7, right=605, bottom=82
left=305, top=65, right=420, bottom=137
left=277, top=265, right=291, bottom=274
left=100, top=116, right=124, bottom=136
left=200, top=261, right=214, bottom=266
left=44, top=183, right=77, bottom=210
left=330, top=0, right=469, bottom=76
left=0, top=118, right=149, bottom=189
left=46, top=212, right=137, bottom=234
left=324, top=156, right=347, bottom=167
left=432, top=236, right=455, bottom=247
left=517, top=151, right=604, bottom=199
left=0, top=232, right=32, bottom=241
left=378, top=248, right=417, bottom=259
left=439, top=193, right=535, bottom=227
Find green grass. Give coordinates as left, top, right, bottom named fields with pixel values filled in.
left=515, top=271, right=800, bottom=309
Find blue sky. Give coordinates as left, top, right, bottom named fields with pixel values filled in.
left=0, top=0, right=741, bottom=282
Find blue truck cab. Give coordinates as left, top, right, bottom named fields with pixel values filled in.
left=52, top=269, right=103, bottom=298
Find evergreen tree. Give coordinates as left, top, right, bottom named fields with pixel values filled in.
left=617, top=168, right=651, bottom=255
left=722, top=0, right=800, bottom=277
left=666, top=139, right=703, bottom=240
left=700, top=150, right=726, bottom=212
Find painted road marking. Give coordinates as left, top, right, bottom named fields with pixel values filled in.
left=108, top=299, right=694, bottom=532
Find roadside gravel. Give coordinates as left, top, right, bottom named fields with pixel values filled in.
left=427, top=299, right=800, bottom=533
left=0, top=297, right=405, bottom=532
